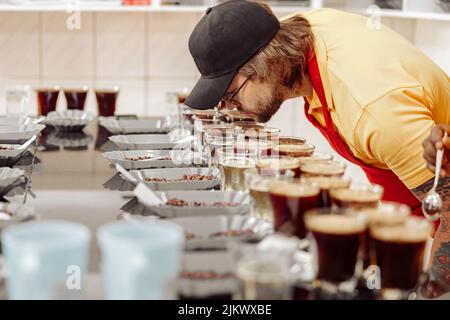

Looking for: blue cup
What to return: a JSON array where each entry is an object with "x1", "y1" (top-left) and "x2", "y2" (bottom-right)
[
  {"x1": 97, "y1": 220, "x2": 184, "y2": 300},
  {"x1": 1, "y1": 220, "x2": 91, "y2": 300}
]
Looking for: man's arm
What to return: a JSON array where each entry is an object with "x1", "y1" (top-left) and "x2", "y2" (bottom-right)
[{"x1": 412, "y1": 178, "x2": 450, "y2": 292}]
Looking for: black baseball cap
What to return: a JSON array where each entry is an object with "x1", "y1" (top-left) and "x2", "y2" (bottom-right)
[{"x1": 185, "y1": 0, "x2": 280, "y2": 110}]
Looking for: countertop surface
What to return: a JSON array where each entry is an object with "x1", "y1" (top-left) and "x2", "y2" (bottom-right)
[{"x1": 10, "y1": 122, "x2": 125, "y2": 273}]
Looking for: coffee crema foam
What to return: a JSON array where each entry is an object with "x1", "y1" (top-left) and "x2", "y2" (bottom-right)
[
  {"x1": 297, "y1": 154, "x2": 332, "y2": 165},
  {"x1": 276, "y1": 144, "x2": 314, "y2": 152},
  {"x1": 359, "y1": 204, "x2": 410, "y2": 226},
  {"x1": 331, "y1": 188, "x2": 381, "y2": 202},
  {"x1": 269, "y1": 182, "x2": 319, "y2": 197},
  {"x1": 249, "y1": 184, "x2": 270, "y2": 192},
  {"x1": 301, "y1": 162, "x2": 345, "y2": 175},
  {"x1": 302, "y1": 176, "x2": 351, "y2": 189},
  {"x1": 278, "y1": 137, "x2": 306, "y2": 145},
  {"x1": 306, "y1": 214, "x2": 366, "y2": 235},
  {"x1": 234, "y1": 140, "x2": 273, "y2": 151},
  {"x1": 370, "y1": 218, "x2": 432, "y2": 243},
  {"x1": 256, "y1": 158, "x2": 299, "y2": 169}
]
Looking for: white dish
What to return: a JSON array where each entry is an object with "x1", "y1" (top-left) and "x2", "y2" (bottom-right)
[
  {"x1": 171, "y1": 215, "x2": 273, "y2": 250},
  {"x1": 134, "y1": 188, "x2": 252, "y2": 217},
  {"x1": 44, "y1": 110, "x2": 94, "y2": 131},
  {"x1": 103, "y1": 150, "x2": 204, "y2": 170},
  {"x1": 0, "y1": 202, "x2": 35, "y2": 230},
  {"x1": 126, "y1": 167, "x2": 220, "y2": 191},
  {"x1": 109, "y1": 133, "x2": 194, "y2": 150},
  {"x1": 100, "y1": 118, "x2": 174, "y2": 134},
  {"x1": 178, "y1": 251, "x2": 238, "y2": 298},
  {"x1": 0, "y1": 124, "x2": 45, "y2": 141},
  {"x1": 0, "y1": 115, "x2": 44, "y2": 126},
  {"x1": 0, "y1": 167, "x2": 24, "y2": 188},
  {"x1": 0, "y1": 136, "x2": 36, "y2": 158}
]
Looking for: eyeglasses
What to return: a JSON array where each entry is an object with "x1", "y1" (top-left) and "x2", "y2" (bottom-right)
[{"x1": 218, "y1": 77, "x2": 249, "y2": 111}]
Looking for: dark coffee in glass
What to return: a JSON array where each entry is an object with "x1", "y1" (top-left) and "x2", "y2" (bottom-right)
[
  {"x1": 95, "y1": 87, "x2": 119, "y2": 117},
  {"x1": 36, "y1": 87, "x2": 60, "y2": 116},
  {"x1": 301, "y1": 176, "x2": 351, "y2": 208},
  {"x1": 330, "y1": 184, "x2": 383, "y2": 210},
  {"x1": 269, "y1": 181, "x2": 319, "y2": 239},
  {"x1": 370, "y1": 217, "x2": 432, "y2": 293},
  {"x1": 305, "y1": 209, "x2": 367, "y2": 288},
  {"x1": 64, "y1": 87, "x2": 88, "y2": 110}
]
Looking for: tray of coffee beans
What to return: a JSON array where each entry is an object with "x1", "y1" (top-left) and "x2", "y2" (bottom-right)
[
  {"x1": 126, "y1": 167, "x2": 221, "y2": 191},
  {"x1": 109, "y1": 133, "x2": 194, "y2": 151},
  {"x1": 133, "y1": 189, "x2": 252, "y2": 217},
  {"x1": 0, "y1": 124, "x2": 45, "y2": 144},
  {"x1": 0, "y1": 167, "x2": 25, "y2": 189},
  {"x1": 99, "y1": 118, "x2": 174, "y2": 134},
  {"x1": 103, "y1": 149, "x2": 205, "y2": 170},
  {"x1": 0, "y1": 202, "x2": 36, "y2": 232},
  {"x1": 43, "y1": 110, "x2": 94, "y2": 132},
  {"x1": 178, "y1": 252, "x2": 238, "y2": 300},
  {"x1": 170, "y1": 214, "x2": 273, "y2": 250},
  {"x1": 0, "y1": 136, "x2": 36, "y2": 167}
]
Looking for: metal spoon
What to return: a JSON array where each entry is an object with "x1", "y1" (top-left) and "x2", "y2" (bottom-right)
[
  {"x1": 214, "y1": 107, "x2": 232, "y2": 123},
  {"x1": 422, "y1": 131, "x2": 447, "y2": 221}
]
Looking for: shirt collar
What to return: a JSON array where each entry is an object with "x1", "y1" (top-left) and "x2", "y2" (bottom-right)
[{"x1": 306, "y1": 89, "x2": 322, "y2": 111}]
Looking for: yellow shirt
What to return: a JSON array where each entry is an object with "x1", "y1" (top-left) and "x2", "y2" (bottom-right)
[{"x1": 288, "y1": 9, "x2": 450, "y2": 189}]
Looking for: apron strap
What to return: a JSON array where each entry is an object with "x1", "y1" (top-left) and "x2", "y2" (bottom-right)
[{"x1": 306, "y1": 51, "x2": 333, "y2": 129}]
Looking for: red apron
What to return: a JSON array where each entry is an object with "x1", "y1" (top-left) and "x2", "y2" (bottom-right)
[{"x1": 303, "y1": 52, "x2": 437, "y2": 227}]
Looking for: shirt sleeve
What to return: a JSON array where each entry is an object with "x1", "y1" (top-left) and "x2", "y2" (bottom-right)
[{"x1": 354, "y1": 86, "x2": 435, "y2": 189}]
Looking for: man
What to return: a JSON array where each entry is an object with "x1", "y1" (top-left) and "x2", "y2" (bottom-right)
[
  {"x1": 185, "y1": 0, "x2": 450, "y2": 291},
  {"x1": 422, "y1": 127, "x2": 450, "y2": 294}
]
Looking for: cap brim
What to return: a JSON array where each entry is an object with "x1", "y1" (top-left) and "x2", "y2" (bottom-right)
[{"x1": 184, "y1": 70, "x2": 236, "y2": 110}]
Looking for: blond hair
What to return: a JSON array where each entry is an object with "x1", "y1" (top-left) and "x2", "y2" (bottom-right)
[{"x1": 239, "y1": 1, "x2": 314, "y2": 88}]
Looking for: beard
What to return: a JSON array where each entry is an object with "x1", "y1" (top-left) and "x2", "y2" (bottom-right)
[
  {"x1": 254, "y1": 82, "x2": 286, "y2": 123},
  {"x1": 255, "y1": 97, "x2": 282, "y2": 123}
]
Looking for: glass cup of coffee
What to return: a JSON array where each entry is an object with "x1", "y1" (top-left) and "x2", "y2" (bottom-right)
[
  {"x1": 278, "y1": 136, "x2": 307, "y2": 145},
  {"x1": 369, "y1": 216, "x2": 433, "y2": 299},
  {"x1": 226, "y1": 111, "x2": 256, "y2": 123},
  {"x1": 230, "y1": 241, "x2": 295, "y2": 300},
  {"x1": 300, "y1": 160, "x2": 346, "y2": 177},
  {"x1": 300, "y1": 175, "x2": 352, "y2": 208},
  {"x1": 255, "y1": 156, "x2": 301, "y2": 177},
  {"x1": 193, "y1": 116, "x2": 223, "y2": 153},
  {"x1": 244, "y1": 169, "x2": 295, "y2": 222},
  {"x1": 297, "y1": 152, "x2": 334, "y2": 165},
  {"x1": 269, "y1": 180, "x2": 320, "y2": 243},
  {"x1": 233, "y1": 122, "x2": 280, "y2": 145},
  {"x1": 35, "y1": 86, "x2": 60, "y2": 116},
  {"x1": 275, "y1": 143, "x2": 316, "y2": 158},
  {"x1": 353, "y1": 201, "x2": 411, "y2": 268},
  {"x1": 193, "y1": 109, "x2": 216, "y2": 120},
  {"x1": 233, "y1": 139, "x2": 275, "y2": 159},
  {"x1": 304, "y1": 208, "x2": 368, "y2": 294},
  {"x1": 176, "y1": 89, "x2": 189, "y2": 130},
  {"x1": 215, "y1": 146, "x2": 258, "y2": 166},
  {"x1": 95, "y1": 86, "x2": 119, "y2": 117},
  {"x1": 220, "y1": 156, "x2": 256, "y2": 192},
  {"x1": 358, "y1": 201, "x2": 411, "y2": 227},
  {"x1": 63, "y1": 86, "x2": 88, "y2": 110},
  {"x1": 330, "y1": 183, "x2": 384, "y2": 210},
  {"x1": 203, "y1": 124, "x2": 235, "y2": 163}
]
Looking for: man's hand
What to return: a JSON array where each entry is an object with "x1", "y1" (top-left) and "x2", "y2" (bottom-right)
[
  {"x1": 414, "y1": 124, "x2": 450, "y2": 294},
  {"x1": 422, "y1": 125, "x2": 450, "y2": 175}
]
